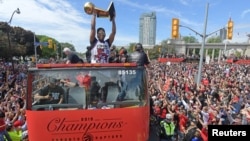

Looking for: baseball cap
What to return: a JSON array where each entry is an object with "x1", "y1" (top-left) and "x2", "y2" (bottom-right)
[
  {"x1": 13, "y1": 120, "x2": 22, "y2": 127},
  {"x1": 166, "y1": 114, "x2": 172, "y2": 120},
  {"x1": 63, "y1": 47, "x2": 71, "y2": 52}
]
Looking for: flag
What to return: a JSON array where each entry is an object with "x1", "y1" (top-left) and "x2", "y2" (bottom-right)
[{"x1": 34, "y1": 42, "x2": 48, "y2": 46}]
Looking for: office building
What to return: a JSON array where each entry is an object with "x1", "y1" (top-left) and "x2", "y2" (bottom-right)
[{"x1": 139, "y1": 12, "x2": 156, "y2": 46}]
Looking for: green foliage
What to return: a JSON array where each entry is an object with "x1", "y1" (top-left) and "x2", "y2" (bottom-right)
[
  {"x1": 0, "y1": 21, "x2": 77, "y2": 61},
  {"x1": 37, "y1": 35, "x2": 57, "y2": 59},
  {"x1": 149, "y1": 44, "x2": 162, "y2": 59},
  {"x1": 36, "y1": 36, "x2": 76, "y2": 59},
  {"x1": 0, "y1": 21, "x2": 227, "y2": 61},
  {"x1": 182, "y1": 36, "x2": 199, "y2": 43},
  {"x1": 127, "y1": 43, "x2": 137, "y2": 53},
  {"x1": 235, "y1": 50, "x2": 242, "y2": 57},
  {"x1": 60, "y1": 42, "x2": 75, "y2": 51},
  {"x1": 206, "y1": 36, "x2": 221, "y2": 43},
  {"x1": 205, "y1": 36, "x2": 221, "y2": 58}
]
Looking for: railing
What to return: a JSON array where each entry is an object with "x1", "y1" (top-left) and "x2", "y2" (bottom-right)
[
  {"x1": 158, "y1": 58, "x2": 185, "y2": 63},
  {"x1": 234, "y1": 59, "x2": 250, "y2": 64},
  {"x1": 226, "y1": 59, "x2": 250, "y2": 64}
]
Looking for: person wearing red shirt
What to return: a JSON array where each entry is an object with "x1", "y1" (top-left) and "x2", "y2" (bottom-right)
[
  {"x1": 62, "y1": 72, "x2": 92, "y2": 108},
  {"x1": 153, "y1": 100, "x2": 162, "y2": 117},
  {"x1": 0, "y1": 110, "x2": 11, "y2": 141},
  {"x1": 76, "y1": 72, "x2": 91, "y2": 89},
  {"x1": 177, "y1": 110, "x2": 188, "y2": 141},
  {"x1": 201, "y1": 125, "x2": 208, "y2": 139}
]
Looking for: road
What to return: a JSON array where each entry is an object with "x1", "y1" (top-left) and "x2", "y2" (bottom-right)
[{"x1": 149, "y1": 125, "x2": 160, "y2": 141}]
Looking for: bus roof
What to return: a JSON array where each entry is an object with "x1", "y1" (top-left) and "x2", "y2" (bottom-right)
[{"x1": 35, "y1": 63, "x2": 138, "y2": 69}]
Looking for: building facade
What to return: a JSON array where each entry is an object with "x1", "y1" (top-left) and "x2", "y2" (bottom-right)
[{"x1": 139, "y1": 12, "x2": 156, "y2": 46}]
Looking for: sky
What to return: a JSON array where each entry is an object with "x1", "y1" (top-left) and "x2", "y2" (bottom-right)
[{"x1": 0, "y1": 0, "x2": 250, "y2": 53}]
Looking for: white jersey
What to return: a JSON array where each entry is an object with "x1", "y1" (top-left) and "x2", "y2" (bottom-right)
[{"x1": 91, "y1": 39, "x2": 110, "y2": 63}]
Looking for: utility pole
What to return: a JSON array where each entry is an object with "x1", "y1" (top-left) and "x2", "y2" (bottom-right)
[
  {"x1": 7, "y1": 8, "x2": 20, "y2": 71},
  {"x1": 34, "y1": 32, "x2": 38, "y2": 65},
  {"x1": 179, "y1": 3, "x2": 228, "y2": 85},
  {"x1": 197, "y1": 3, "x2": 209, "y2": 85}
]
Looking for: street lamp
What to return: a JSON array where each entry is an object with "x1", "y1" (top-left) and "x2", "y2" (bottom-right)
[
  {"x1": 179, "y1": 4, "x2": 230, "y2": 85},
  {"x1": 196, "y1": 3, "x2": 209, "y2": 85},
  {"x1": 7, "y1": 8, "x2": 21, "y2": 70},
  {"x1": 8, "y1": 8, "x2": 21, "y2": 24}
]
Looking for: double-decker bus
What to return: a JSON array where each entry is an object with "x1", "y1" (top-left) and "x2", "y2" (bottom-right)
[{"x1": 26, "y1": 63, "x2": 149, "y2": 141}]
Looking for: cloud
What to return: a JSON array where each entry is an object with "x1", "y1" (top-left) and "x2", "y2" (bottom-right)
[
  {"x1": 0, "y1": 0, "x2": 91, "y2": 52},
  {"x1": 241, "y1": 9, "x2": 250, "y2": 18},
  {"x1": 117, "y1": 0, "x2": 181, "y2": 17},
  {"x1": 179, "y1": 0, "x2": 189, "y2": 6}
]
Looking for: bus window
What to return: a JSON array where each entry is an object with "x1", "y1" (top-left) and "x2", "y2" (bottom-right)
[
  {"x1": 28, "y1": 67, "x2": 147, "y2": 110},
  {"x1": 26, "y1": 65, "x2": 150, "y2": 141}
]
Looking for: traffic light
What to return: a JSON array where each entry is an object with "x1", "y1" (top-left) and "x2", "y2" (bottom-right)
[
  {"x1": 48, "y1": 39, "x2": 53, "y2": 48},
  {"x1": 171, "y1": 18, "x2": 179, "y2": 39},
  {"x1": 31, "y1": 56, "x2": 35, "y2": 62},
  {"x1": 40, "y1": 45, "x2": 43, "y2": 49},
  {"x1": 158, "y1": 47, "x2": 161, "y2": 53},
  {"x1": 227, "y1": 19, "x2": 233, "y2": 40},
  {"x1": 54, "y1": 43, "x2": 57, "y2": 51}
]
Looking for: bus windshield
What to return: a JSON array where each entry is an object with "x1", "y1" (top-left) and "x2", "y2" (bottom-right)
[{"x1": 28, "y1": 67, "x2": 147, "y2": 110}]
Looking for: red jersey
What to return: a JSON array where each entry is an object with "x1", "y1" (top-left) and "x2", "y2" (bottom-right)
[
  {"x1": 0, "y1": 118, "x2": 5, "y2": 131},
  {"x1": 76, "y1": 74, "x2": 91, "y2": 89}
]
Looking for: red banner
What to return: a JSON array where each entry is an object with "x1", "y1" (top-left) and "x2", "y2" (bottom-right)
[
  {"x1": 26, "y1": 107, "x2": 149, "y2": 141},
  {"x1": 158, "y1": 58, "x2": 185, "y2": 63}
]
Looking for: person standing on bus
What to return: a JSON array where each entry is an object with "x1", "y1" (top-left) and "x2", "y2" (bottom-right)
[
  {"x1": 128, "y1": 43, "x2": 150, "y2": 67},
  {"x1": 160, "y1": 114, "x2": 176, "y2": 141},
  {"x1": 85, "y1": 46, "x2": 91, "y2": 63},
  {"x1": 34, "y1": 78, "x2": 64, "y2": 105},
  {"x1": 63, "y1": 48, "x2": 83, "y2": 64},
  {"x1": 89, "y1": 9, "x2": 116, "y2": 63}
]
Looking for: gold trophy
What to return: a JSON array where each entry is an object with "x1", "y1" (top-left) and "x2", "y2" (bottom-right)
[{"x1": 84, "y1": 1, "x2": 115, "y2": 21}]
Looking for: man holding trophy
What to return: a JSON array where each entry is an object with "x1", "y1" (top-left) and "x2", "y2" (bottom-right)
[{"x1": 84, "y1": 2, "x2": 116, "y2": 63}]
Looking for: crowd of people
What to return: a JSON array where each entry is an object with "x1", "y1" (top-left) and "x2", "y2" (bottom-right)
[
  {"x1": 148, "y1": 60, "x2": 250, "y2": 141},
  {"x1": 0, "y1": 51, "x2": 250, "y2": 141},
  {"x1": 1, "y1": 7, "x2": 250, "y2": 141},
  {"x1": 0, "y1": 61, "x2": 28, "y2": 141}
]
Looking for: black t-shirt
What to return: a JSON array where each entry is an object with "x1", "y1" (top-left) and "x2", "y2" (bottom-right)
[
  {"x1": 128, "y1": 51, "x2": 150, "y2": 66},
  {"x1": 68, "y1": 53, "x2": 82, "y2": 64},
  {"x1": 0, "y1": 110, "x2": 5, "y2": 118},
  {"x1": 86, "y1": 50, "x2": 91, "y2": 63},
  {"x1": 39, "y1": 85, "x2": 64, "y2": 104}
]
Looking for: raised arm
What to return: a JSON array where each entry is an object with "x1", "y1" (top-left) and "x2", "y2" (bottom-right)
[
  {"x1": 108, "y1": 12, "x2": 116, "y2": 45},
  {"x1": 90, "y1": 12, "x2": 96, "y2": 44}
]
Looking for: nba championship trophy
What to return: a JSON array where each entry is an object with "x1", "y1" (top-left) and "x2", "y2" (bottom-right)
[{"x1": 84, "y1": 1, "x2": 115, "y2": 21}]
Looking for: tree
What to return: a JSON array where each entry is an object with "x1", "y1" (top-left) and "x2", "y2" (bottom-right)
[
  {"x1": 182, "y1": 36, "x2": 199, "y2": 55},
  {"x1": 206, "y1": 36, "x2": 221, "y2": 43},
  {"x1": 206, "y1": 36, "x2": 221, "y2": 58},
  {"x1": 60, "y1": 42, "x2": 75, "y2": 51},
  {"x1": 37, "y1": 35, "x2": 62, "y2": 59},
  {"x1": 182, "y1": 36, "x2": 199, "y2": 43},
  {"x1": 127, "y1": 43, "x2": 137, "y2": 53},
  {"x1": 161, "y1": 39, "x2": 174, "y2": 55},
  {"x1": 0, "y1": 22, "x2": 35, "y2": 61}
]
